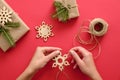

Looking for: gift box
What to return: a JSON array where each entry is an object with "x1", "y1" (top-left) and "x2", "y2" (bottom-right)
[
  {"x1": 0, "y1": 0, "x2": 30, "y2": 52},
  {"x1": 53, "y1": 0, "x2": 80, "y2": 22}
]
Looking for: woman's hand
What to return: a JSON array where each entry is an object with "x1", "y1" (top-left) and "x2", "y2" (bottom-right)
[
  {"x1": 17, "y1": 47, "x2": 61, "y2": 80},
  {"x1": 70, "y1": 46, "x2": 102, "y2": 80},
  {"x1": 28, "y1": 47, "x2": 61, "y2": 72}
]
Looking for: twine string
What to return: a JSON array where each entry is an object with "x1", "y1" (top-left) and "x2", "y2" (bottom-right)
[
  {"x1": 56, "y1": 71, "x2": 71, "y2": 80},
  {"x1": 73, "y1": 18, "x2": 108, "y2": 59}
]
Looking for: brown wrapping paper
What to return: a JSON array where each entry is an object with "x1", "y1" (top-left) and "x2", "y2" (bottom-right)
[
  {"x1": 55, "y1": 0, "x2": 79, "y2": 19},
  {"x1": 0, "y1": 0, "x2": 30, "y2": 52}
]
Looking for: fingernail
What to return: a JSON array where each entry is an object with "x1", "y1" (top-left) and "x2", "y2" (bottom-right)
[
  {"x1": 70, "y1": 50, "x2": 74, "y2": 55},
  {"x1": 56, "y1": 50, "x2": 60, "y2": 54},
  {"x1": 58, "y1": 48, "x2": 62, "y2": 50},
  {"x1": 71, "y1": 59, "x2": 74, "y2": 63},
  {"x1": 73, "y1": 66, "x2": 76, "y2": 69}
]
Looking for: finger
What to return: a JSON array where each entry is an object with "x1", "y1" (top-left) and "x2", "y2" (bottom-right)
[
  {"x1": 43, "y1": 47, "x2": 62, "y2": 52},
  {"x1": 73, "y1": 63, "x2": 77, "y2": 69},
  {"x1": 46, "y1": 50, "x2": 60, "y2": 61},
  {"x1": 35, "y1": 47, "x2": 44, "y2": 56},
  {"x1": 70, "y1": 50, "x2": 84, "y2": 66},
  {"x1": 71, "y1": 46, "x2": 91, "y2": 57},
  {"x1": 71, "y1": 59, "x2": 75, "y2": 63}
]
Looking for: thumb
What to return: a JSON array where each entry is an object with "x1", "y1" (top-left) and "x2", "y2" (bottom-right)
[
  {"x1": 46, "y1": 50, "x2": 60, "y2": 61},
  {"x1": 70, "y1": 50, "x2": 84, "y2": 67}
]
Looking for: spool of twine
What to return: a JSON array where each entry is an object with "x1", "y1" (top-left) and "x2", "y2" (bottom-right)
[
  {"x1": 74, "y1": 18, "x2": 108, "y2": 59},
  {"x1": 89, "y1": 18, "x2": 108, "y2": 36}
]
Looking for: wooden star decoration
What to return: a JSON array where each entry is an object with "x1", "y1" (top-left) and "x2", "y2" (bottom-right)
[
  {"x1": 35, "y1": 21, "x2": 54, "y2": 41},
  {"x1": 52, "y1": 52, "x2": 70, "y2": 71}
]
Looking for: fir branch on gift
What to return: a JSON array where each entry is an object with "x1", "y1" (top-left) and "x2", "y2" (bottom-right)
[
  {"x1": 52, "y1": 1, "x2": 69, "y2": 22},
  {"x1": 0, "y1": 27, "x2": 15, "y2": 47},
  {"x1": 0, "y1": 27, "x2": 2, "y2": 33},
  {"x1": 0, "y1": 22, "x2": 20, "y2": 47},
  {"x1": 5, "y1": 22, "x2": 20, "y2": 28}
]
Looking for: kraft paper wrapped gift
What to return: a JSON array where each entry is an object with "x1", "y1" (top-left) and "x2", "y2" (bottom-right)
[
  {"x1": 0, "y1": 0, "x2": 30, "y2": 52},
  {"x1": 54, "y1": 0, "x2": 79, "y2": 21}
]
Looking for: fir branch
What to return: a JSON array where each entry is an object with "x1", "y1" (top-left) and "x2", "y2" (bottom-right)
[
  {"x1": 0, "y1": 27, "x2": 2, "y2": 33},
  {"x1": 52, "y1": 8, "x2": 66, "y2": 18},
  {"x1": 1, "y1": 27, "x2": 15, "y2": 47},
  {"x1": 0, "y1": 21, "x2": 20, "y2": 47},
  {"x1": 52, "y1": 1, "x2": 69, "y2": 22},
  {"x1": 5, "y1": 22, "x2": 20, "y2": 28},
  {"x1": 54, "y1": 1, "x2": 63, "y2": 9}
]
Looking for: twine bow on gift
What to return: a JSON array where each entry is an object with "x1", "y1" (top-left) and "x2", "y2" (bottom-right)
[{"x1": 52, "y1": 0, "x2": 77, "y2": 22}]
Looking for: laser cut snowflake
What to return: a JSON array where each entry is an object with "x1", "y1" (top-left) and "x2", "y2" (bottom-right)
[
  {"x1": 35, "y1": 21, "x2": 54, "y2": 41},
  {"x1": 52, "y1": 52, "x2": 70, "y2": 71},
  {"x1": 0, "y1": 6, "x2": 12, "y2": 25}
]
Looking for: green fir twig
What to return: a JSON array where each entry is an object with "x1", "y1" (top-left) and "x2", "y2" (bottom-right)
[
  {"x1": 1, "y1": 27, "x2": 15, "y2": 47},
  {"x1": 52, "y1": 1, "x2": 69, "y2": 22},
  {"x1": 5, "y1": 22, "x2": 20, "y2": 28},
  {"x1": 0, "y1": 22, "x2": 20, "y2": 47},
  {"x1": 0, "y1": 27, "x2": 2, "y2": 33}
]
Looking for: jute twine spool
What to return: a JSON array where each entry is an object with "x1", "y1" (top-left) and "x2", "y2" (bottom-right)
[
  {"x1": 74, "y1": 18, "x2": 108, "y2": 59},
  {"x1": 89, "y1": 18, "x2": 108, "y2": 36}
]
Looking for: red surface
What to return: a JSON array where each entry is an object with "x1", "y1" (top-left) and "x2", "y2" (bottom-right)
[{"x1": 0, "y1": 0, "x2": 120, "y2": 80}]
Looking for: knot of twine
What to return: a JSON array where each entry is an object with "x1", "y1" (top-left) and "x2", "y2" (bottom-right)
[
  {"x1": 61, "y1": 0, "x2": 77, "y2": 10},
  {"x1": 52, "y1": 0, "x2": 77, "y2": 22}
]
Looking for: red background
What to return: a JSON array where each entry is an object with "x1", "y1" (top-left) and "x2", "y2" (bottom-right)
[{"x1": 0, "y1": 0, "x2": 120, "y2": 80}]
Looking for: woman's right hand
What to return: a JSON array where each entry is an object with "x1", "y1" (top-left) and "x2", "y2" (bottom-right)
[{"x1": 69, "y1": 47, "x2": 102, "y2": 80}]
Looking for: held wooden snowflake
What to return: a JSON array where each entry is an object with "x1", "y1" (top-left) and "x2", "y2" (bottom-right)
[
  {"x1": 0, "y1": 6, "x2": 12, "y2": 25},
  {"x1": 52, "y1": 52, "x2": 70, "y2": 71},
  {"x1": 35, "y1": 21, "x2": 54, "y2": 41}
]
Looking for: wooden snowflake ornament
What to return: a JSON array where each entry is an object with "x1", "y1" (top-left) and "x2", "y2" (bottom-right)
[
  {"x1": 0, "y1": 6, "x2": 12, "y2": 25},
  {"x1": 35, "y1": 21, "x2": 54, "y2": 41},
  {"x1": 52, "y1": 52, "x2": 70, "y2": 71}
]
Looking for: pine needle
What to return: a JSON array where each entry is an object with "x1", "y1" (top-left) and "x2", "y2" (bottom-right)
[
  {"x1": 1, "y1": 27, "x2": 15, "y2": 47},
  {"x1": 5, "y1": 22, "x2": 20, "y2": 28},
  {"x1": 0, "y1": 21, "x2": 20, "y2": 47},
  {"x1": 0, "y1": 27, "x2": 2, "y2": 33},
  {"x1": 52, "y1": 1, "x2": 69, "y2": 22}
]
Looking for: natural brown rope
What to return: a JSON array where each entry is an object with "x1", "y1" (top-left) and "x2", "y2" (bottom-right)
[
  {"x1": 56, "y1": 71, "x2": 71, "y2": 80},
  {"x1": 73, "y1": 18, "x2": 108, "y2": 59}
]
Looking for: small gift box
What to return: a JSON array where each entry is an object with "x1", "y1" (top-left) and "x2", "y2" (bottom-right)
[
  {"x1": 0, "y1": 0, "x2": 29, "y2": 52},
  {"x1": 52, "y1": 0, "x2": 80, "y2": 22}
]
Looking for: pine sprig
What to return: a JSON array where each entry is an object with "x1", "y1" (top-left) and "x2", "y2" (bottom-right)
[
  {"x1": 52, "y1": 1, "x2": 69, "y2": 22},
  {"x1": 0, "y1": 27, "x2": 2, "y2": 33},
  {"x1": 0, "y1": 27, "x2": 15, "y2": 46},
  {"x1": 0, "y1": 22, "x2": 20, "y2": 47},
  {"x1": 5, "y1": 22, "x2": 20, "y2": 28}
]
